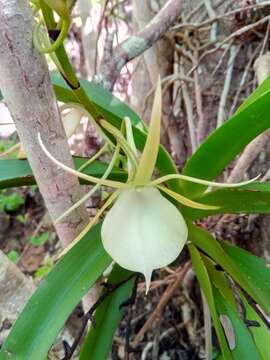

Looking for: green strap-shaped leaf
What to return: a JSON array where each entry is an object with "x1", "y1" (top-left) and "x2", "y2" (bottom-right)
[
  {"x1": 203, "y1": 255, "x2": 237, "y2": 311},
  {"x1": 188, "y1": 223, "x2": 270, "y2": 315},
  {"x1": 222, "y1": 242, "x2": 270, "y2": 317},
  {"x1": 182, "y1": 82, "x2": 270, "y2": 197},
  {"x1": 213, "y1": 288, "x2": 260, "y2": 360},
  {"x1": 182, "y1": 187, "x2": 270, "y2": 220},
  {"x1": 240, "y1": 295, "x2": 270, "y2": 360},
  {"x1": 188, "y1": 244, "x2": 232, "y2": 359},
  {"x1": 80, "y1": 266, "x2": 134, "y2": 360},
  {"x1": 237, "y1": 76, "x2": 270, "y2": 112},
  {"x1": 204, "y1": 255, "x2": 270, "y2": 359},
  {"x1": 0, "y1": 223, "x2": 111, "y2": 360},
  {"x1": 0, "y1": 158, "x2": 126, "y2": 189},
  {"x1": 50, "y1": 72, "x2": 141, "y2": 126}
]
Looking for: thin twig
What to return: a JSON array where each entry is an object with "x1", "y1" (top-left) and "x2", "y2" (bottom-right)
[
  {"x1": 180, "y1": 62, "x2": 197, "y2": 152},
  {"x1": 62, "y1": 274, "x2": 136, "y2": 360},
  {"x1": 216, "y1": 44, "x2": 239, "y2": 128},
  {"x1": 98, "y1": 0, "x2": 183, "y2": 89},
  {"x1": 131, "y1": 261, "x2": 191, "y2": 348},
  {"x1": 260, "y1": 18, "x2": 270, "y2": 56},
  {"x1": 229, "y1": 44, "x2": 261, "y2": 117},
  {"x1": 173, "y1": 2, "x2": 270, "y2": 31},
  {"x1": 94, "y1": 0, "x2": 110, "y2": 75},
  {"x1": 203, "y1": 0, "x2": 217, "y2": 42}
]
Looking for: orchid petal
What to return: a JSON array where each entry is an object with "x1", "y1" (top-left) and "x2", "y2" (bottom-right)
[
  {"x1": 78, "y1": 143, "x2": 108, "y2": 172},
  {"x1": 135, "y1": 77, "x2": 162, "y2": 185},
  {"x1": 57, "y1": 189, "x2": 120, "y2": 259},
  {"x1": 55, "y1": 143, "x2": 120, "y2": 224},
  {"x1": 61, "y1": 107, "x2": 82, "y2": 138},
  {"x1": 150, "y1": 173, "x2": 260, "y2": 188},
  {"x1": 100, "y1": 119, "x2": 138, "y2": 169},
  {"x1": 61, "y1": 103, "x2": 111, "y2": 145},
  {"x1": 158, "y1": 185, "x2": 219, "y2": 210},
  {"x1": 101, "y1": 187, "x2": 188, "y2": 293},
  {"x1": 38, "y1": 133, "x2": 127, "y2": 189}
]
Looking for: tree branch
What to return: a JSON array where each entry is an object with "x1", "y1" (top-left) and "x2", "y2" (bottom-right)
[
  {"x1": 0, "y1": 251, "x2": 35, "y2": 345},
  {"x1": 98, "y1": 0, "x2": 182, "y2": 90},
  {"x1": 0, "y1": 0, "x2": 88, "y2": 246}
]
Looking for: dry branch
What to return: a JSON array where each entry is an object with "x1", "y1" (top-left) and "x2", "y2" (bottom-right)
[
  {"x1": 98, "y1": 0, "x2": 182, "y2": 90},
  {"x1": 228, "y1": 52, "x2": 270, "y2": 183},
  {"x1": 131, "y1": 261, "x2": 191, "y2": 348}
]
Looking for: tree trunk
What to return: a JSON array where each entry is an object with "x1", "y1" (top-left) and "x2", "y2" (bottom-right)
[{"x1": 0, "y1": 0, "x2": 88, "y2": 247}]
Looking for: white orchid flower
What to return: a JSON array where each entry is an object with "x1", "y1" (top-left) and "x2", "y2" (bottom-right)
[
  {"x1": 38, "y1": 78, "x2": 259, "y2": 292},
  {"x1": 61, "y1": 106, "x2": 82, "y2": 138}
]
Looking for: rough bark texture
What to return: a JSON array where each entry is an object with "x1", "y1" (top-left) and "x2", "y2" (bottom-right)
[
  {"x1": 99, "y1": 0, "x2": 182, "y2": 90},
  {"x1": 0, "y1": 0, "x2": 88, "y2": 247},
  {"x1": 0, "y1": 251, "x2": 35, "y2": 345}
]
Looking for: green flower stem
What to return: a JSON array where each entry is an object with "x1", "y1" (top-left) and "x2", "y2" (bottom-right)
[
  {"x1": 38, "y1": 1, "x2": 100, "y2": 120},
  {"x1": 43, "y1": 0, "x2": 69, "y2": 19},
  {"x1": 73, "y1": 86, "x2": 100, "y2": 121},
  {"x1": 39, "y1": 0, "x2": 56, "y2": 28},
  {"x1": 33, "y1": 19, "x2": 70, "y2": 54}
]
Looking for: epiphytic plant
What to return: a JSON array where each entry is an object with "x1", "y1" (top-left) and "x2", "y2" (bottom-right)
[{"x1": 1, "y1": 2, "x2": 270, "y2": 360}]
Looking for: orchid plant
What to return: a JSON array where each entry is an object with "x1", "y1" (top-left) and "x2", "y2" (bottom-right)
[
  {"x1": 1, "y1": 2, "x2": 270, "y2": 359},
  {"x1": 38, "y1": 79, "x2": 256, "y2": 291}
]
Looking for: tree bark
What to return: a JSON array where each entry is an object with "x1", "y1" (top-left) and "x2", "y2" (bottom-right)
[
  {"x1": 0, "y1": 0, "x2": 88, "y2": 247},
  {"x1": 98, "y1": 0, "x2": 182, "y2": 90},
  {"x1": 0, "y1": 251, "x2": 35, "y2": 345}
]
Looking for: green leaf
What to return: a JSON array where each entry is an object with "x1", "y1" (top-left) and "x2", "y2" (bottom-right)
[
  {"x1": 240, "y1": 295, "x2": 270, "y2": 359},
  {"x1": 51, "y1": 72, "x2": 141, "y2": 126},
  {"x1": 204, "y1": 255, "x2": 270, "y2": 359},
  {"x1": 213, "y1": 288, "x2": 260, "y2": 360},
  {"x1": 7, "y1": 250, "x2": 19, "y2": 263},
  {"x1": 188, "y1": 244, "x2": 232, "y2": 359},
  {"x1": 0, "y1": 158, "x2": 126, "y2": 189},
  {"x1": 222, "y1": 242, "x2": 270, "y2": 317},
  {"x1": 182, "y1": 187, "x2": 270, "y2": 220},
  {"x1": 202, "y1": 255, "x2": 237, "y2": 311},
  {"x1": 188, "y1": 223, "x2": 270, "y2": 315},
  {"x1": 80, "y1": 265, "x2": 134, "y2": 360},
  {"x1": 0, "y1": 192, "x2": 25, "y2": 211},
  {"x1": 0, "y1": 223, "x2": 111, "y2": 360},
  {"x1": 237, "y1": 76, "x2": 270, "y2": 112},
  {"x1": 30, "y1": 232, "x2": 50, "y2": 246},
  {"x1": 182, "y1": 87, "x2": 270, "y2": 197}
]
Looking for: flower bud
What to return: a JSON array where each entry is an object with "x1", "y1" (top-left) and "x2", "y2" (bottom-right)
[{"x1": 62, "y1": 108, "x2": 82, "y2": 138}]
